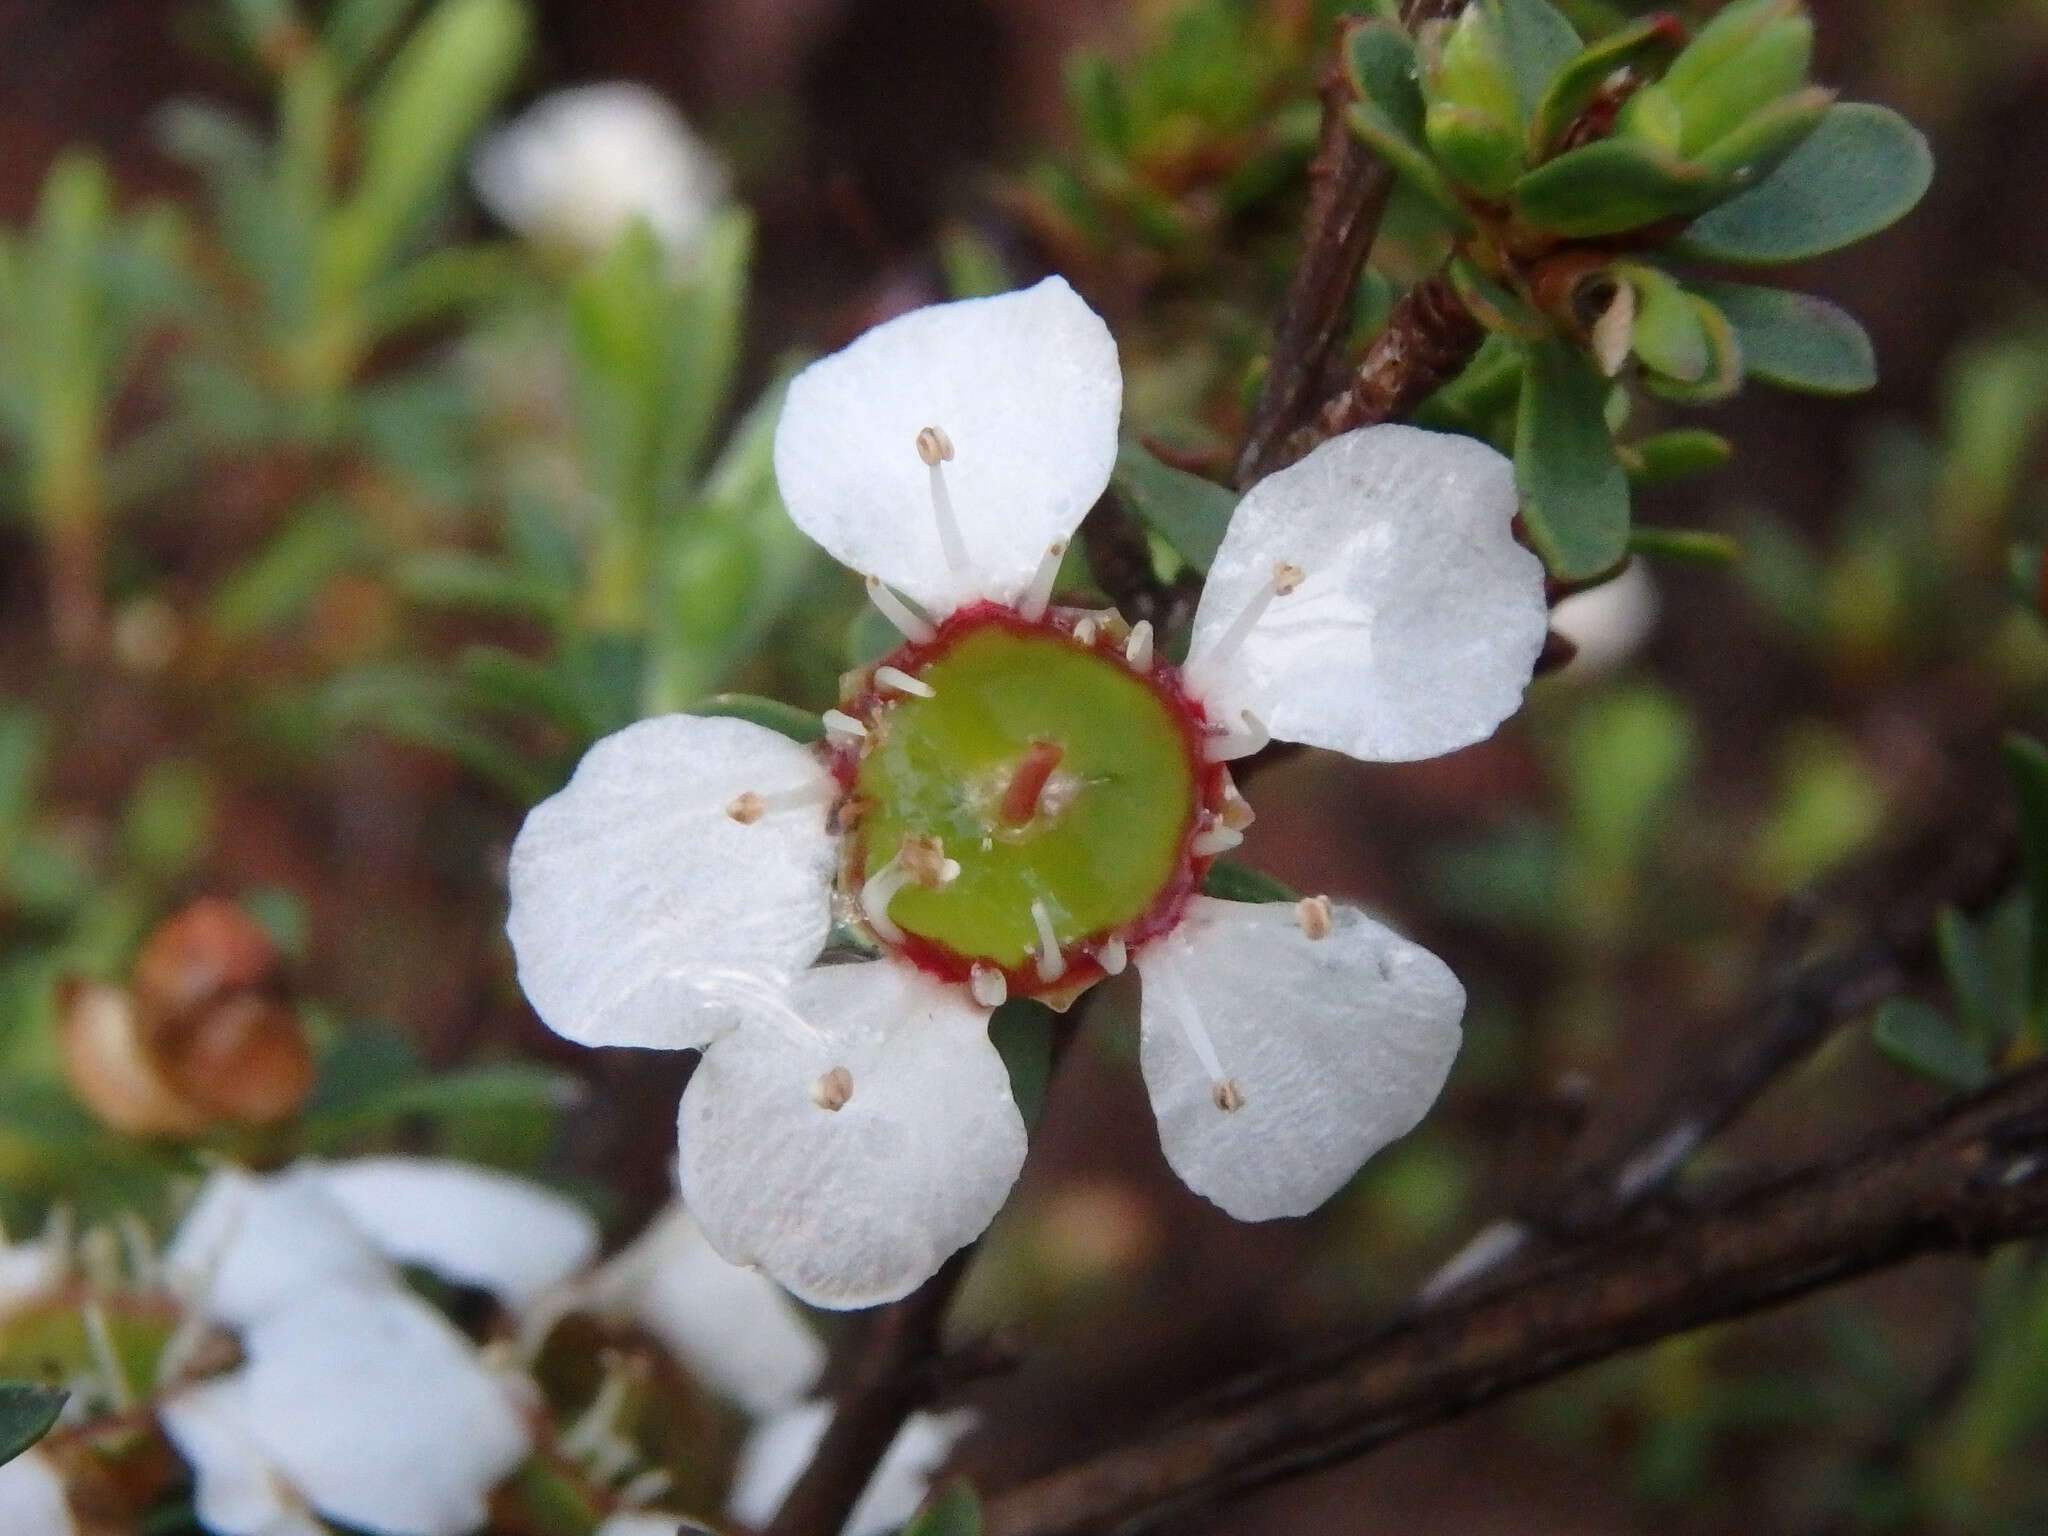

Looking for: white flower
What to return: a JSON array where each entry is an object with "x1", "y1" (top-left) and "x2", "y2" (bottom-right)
[
  {"x1": 581, "y1": 1203, "x2": 824, "y2": 1415},
  {"x1": 0, "y1": 1450, "x2": 78, "y2": 1536},
  {"x1": 727, "y1": 1402, "x2": 974, "y2": 1536},
  {"x1": 1547, "y1": 559, "x2": 1657, "y2": 677},
  {"x1": 0, "y1": 1214, "x2": 68, "y2": 1313},
  {"x1": 506, "y1": 278, "x2": 1548, "y2": 1308},
  {"x1": 161, "y1": 1281, "x2": 531, "y2": 1536},
  {"x1": 472, "y1": 83, "x2": 728, "y2": 262}
]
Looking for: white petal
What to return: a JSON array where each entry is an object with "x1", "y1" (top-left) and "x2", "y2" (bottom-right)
[
  {"x1": 241, "y1": 1282, "x2": 530, "y2": 1536},
  {"x1": 587, "y1": 1205, "x2": 823, "y2": 1413},
  {"x1": 1135, "y1": 896, "x2": 1464, "y2": 1220},
  {"x1": 771, "y1": 278, "x2": 1120, "y2": 612},
  {"x1": 165, "y1": 1166, "x2": 390, "y2": 1330},
  {"x1": 312, "y1": 1158, "x2": 599, "y2": 1313},
  {"x1": 678, "y1": 962, "x2": 1026, "y2": 1309},
  {"x1": 596, "y1": 1517, "x2": 705, "y2": 1536},
  {"x1": 728, "y1": 1402, "x2": 975, "y2": 1536},
  {"x1": 1188, "y1": 425, "x2": 1547, "y2": 763},
  {"x1": 0, "y1": 1451, "x2": 78, "y2": 1536},
  {"x1": 471, "y1": 83, "x2": 728, "y2": 260},
  {"x1": 506, "y1": 715, "x2": 836, "y2": 1051},
  {"x1": 1547, "y1": 559, "x2": 1656, "y2": 677},
  {"x1": 0, "y1": 1228, "x2": 64, "y2": 1312},
  {"x1": 159, "y1": 1377, "x2": 327, "y2": 1536}
]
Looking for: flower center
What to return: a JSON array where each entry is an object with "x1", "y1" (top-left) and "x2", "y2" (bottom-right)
[{"x1": 832, "y1": 605, "x2": 1229, "y2": 1003}]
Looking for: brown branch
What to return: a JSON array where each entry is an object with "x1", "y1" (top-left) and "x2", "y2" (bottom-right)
[
  {"x1": 983, "y1": 1061, "x2": 2048, "y2": 1536},
  {"x1": 1274, "y1": 271, "x2": 1485, "y2": 471},
  {"x1": 1233, "y1": 0, "x2": 1468, "y2": 489}
]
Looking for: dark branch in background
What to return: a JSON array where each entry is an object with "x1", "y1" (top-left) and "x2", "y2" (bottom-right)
[
  {"x1": 983, "y1": 1060, "x2": 2048, "y2": 1536},
  {"x1": 1233, "y1": 0, "x2": 1467, "y2": 490}
]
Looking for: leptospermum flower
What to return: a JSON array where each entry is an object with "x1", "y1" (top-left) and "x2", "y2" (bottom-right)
[
  {"x1": 506, "y1": 278, "x2": 1549, "y2": 1308},
  {"x1": 472, "y1": 83, "x2": 729, "y2": 264}
]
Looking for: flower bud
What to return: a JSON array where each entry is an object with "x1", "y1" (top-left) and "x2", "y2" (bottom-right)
[
  {"x1": 130, "y1": 896, "x2": 280, "y2": 1025},
  {"x1": 57, "y1": 977, "x2": 211, "y2": 1138},
  {"x1": 164, "y1": 992, "x2": 317, "y2": 1126}
]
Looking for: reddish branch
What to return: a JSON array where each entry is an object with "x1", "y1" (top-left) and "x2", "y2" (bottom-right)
[
  {"x1": 1233, "y1": 0, "x2": 1469, "y2": 489},
  {"x1": 982, "y1": 1062, "x2": 2048, "y2": 1536}
]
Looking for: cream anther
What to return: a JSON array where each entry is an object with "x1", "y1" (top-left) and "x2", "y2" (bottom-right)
[
  {"x1": 1096, "y1": 936, "x2": 1128, "y2": 976},
  {"x1": 916, "y1": 426, "x2": 971, "y2": 578},
  {"x1": 1190, "y1": 824, "x2": 1244, "y2": 857},
  {"x1": 1204, "y1": 710, "x2": 1270, "y2": 763},
  {"x1": 866, "y1": 576, "x2": 936, "y2": 643},
  {"x1": 875, "y1": 665, "x2": 935, "y2": 699},
  {"x1": 1124, "y1": 620, "x2": 1154, "y2": 670},
  {"x1": 1212, "y1": 1079, "x2": 1247, "y2": 1113},
  {"x1": 1072, "y1": 617, "x2": 1098, "y2": 646},
  {"x1": 726, "y1": 780, "x2": 835, "y2": 825},
  {"x1": 1197, "y1": 561, "x2": 1304, "y2": 673},
  {"x1": 1030, "y1": 899, "x2": 1066, "y2": 984},
  {"x1": 914, "y1": 425, "x2": 955, "y2": 465},
  {"x1": 1019, "y1": 540, "x2": 1067, "y2": 622},
  {"x1": 969, "y1": 964, "x2": 1008, "y2": 1009},
  {"x1": 821, "y1": 709, "x2": 868, "y2": 742},
  {"x1": 726, "y1": 791, "x2": 764, "y2": 825},
  {"x1": 810, "y1": 1066, "x2": 854, "y2": 1112},
  {"x1": 1216, "y1": 773, "x2": 1256, "y2": 831},
  {"x1": 899, "y1": 834, "x2": 961, "y2": 889},
  {"x1": 1295, "y1": 894, "x2": 1334, "y2": 940}
]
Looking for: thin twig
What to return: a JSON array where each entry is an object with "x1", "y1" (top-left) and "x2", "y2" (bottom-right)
[{"x1": 982, "y1": 1061, "x2": 2048, "y2": 1536}]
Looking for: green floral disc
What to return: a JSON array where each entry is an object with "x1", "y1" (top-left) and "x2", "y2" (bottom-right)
[{"x1": 853, "y1": 624, "x2": 1199, "y2": 969}]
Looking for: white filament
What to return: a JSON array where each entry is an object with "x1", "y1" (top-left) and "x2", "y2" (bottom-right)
[{"x1": 865, "y1": 577, "x2": 936, "y2": 643}]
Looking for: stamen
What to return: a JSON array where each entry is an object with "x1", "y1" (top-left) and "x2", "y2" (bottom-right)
[
  {"x1": 726, "y1": 780, "x2": 835, "y2": 825},
  {"x1": 1216, "y1": 771, "x2": 1256, "y2": 831},
  {"x1": 810, "y1": 1066, "x2": 854, "y2": 1112},
  {"x1": 1096, "y1": 936, "x2": 1128, "y2": 976},
  {"x1": 1212, "y1": 1079, "x2": 1247, "y2": 1113},
  {"x1": 1030, "y1": 899, "x2": 1066, "y2": 984},
  {"x1": 969, "y1": 964, "x2": 1008, "y2": 1008},
  {"x1": 1156, "y1": 964, "x2": 1238, "y2": 1114},
  {"x1": 866, "y1": 576, "x2": 936, "y2": 643},
  {"x1": 916, "y1": 426, "x2": 971, "y2": 579},
  {"x1": 875, "y1": 665, "x2": 936, "y2": 699},
  {"x1": 822, "y1": 709, "x2": 868, "y2": 743},
  {"x1": 1204, "y1": 710, "x2": 1270, "y2": 762},
  {"x1": 1124, "y1": 620, "x2": 1154, "y2": 670},
  {"x1": 1018, "y1": 540, "x2": 1067, "y2": 622},
  {"x1": 899, "y1": 834, "x2": 961, "y2": 888},
  {"x1": 1296, "y1": 894, "x2": 1334, "y2": 940},
  {"x1": 1196, "y1": 561, "x2": 1304, "y2": 672},
  {"x1": 1072, "y1": 616, "x2": 1098, "y2": 646},
  {"x1": 1000, "y1": 740, "x2": 1065, "y2": 826},
  {"x1": 1191, "y1": 824, "x2": 1244, "y2": 857},
  {"x1": 860, "y1": 855, "x2": 910, "y2": 944}
]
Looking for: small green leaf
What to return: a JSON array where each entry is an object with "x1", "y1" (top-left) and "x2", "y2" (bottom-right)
[
  {"x1": 210, "y1": 504, "x2": 368, "y2": 641},
  {"x1": 1512, "y1": 136, "x2": 1720, "y2": 237},
  {"x1": 1620, "y1": 432, "x2": 1734, "y2": 489},
  {"x1": 1679, "y1": 103, "x2": 1933, "y2": 265},
  {"x1": 2002, "y1": 732, "x2": 2048, "y2": 1036},
  {"x1": 1526, "y1": 14, "x2": 1684, "y2": 158},
  {"x1": 988, "y1": 1000, "x2": 1054, "y2": 1128},
  {"x1": 1626, "y1": 524, "x2": 1742, "y2": 564},
  {"x1": 903, "y1": 1482, "x2": 985, "y2": 1536},
  {"x1": 1641, "y1": 295, "x2": 1743, "y2": 403},
  {"x1": 1514, "y1": 338, "x2": 1630, "y2": 580},
  {"x1": 1686, "y1": 281, "x2": 1875, "y2": 395},
  {"x1": 395, "y1": 551, "x2": 569, "y2": 620},
  {"x1": 686, "y1": 693, "x2": 825, "y2": 745},
  {"x1": 1345, "y1": 23, "x2": 1472, "y2": 223},
  {"x1": 0, "y1": 1382, "x2": 67, "y2": 1468},
  {"x1": 1110, "y1": 438, "x2": 1235, "y2": 574},
  {"x1": 1934, "y1": 907, "x2": 2015, "y2": 1056},
  {"x1": 1621, "y1": 264, "x2": 1709, "y2": 384},
  {"x1": 1870, "y1": 998, "x2": 1991, "y2": 1091},
  {"x1": 1688, "y1": 85, "x2": 1832, "y2": 187},
  {"x1": 1201, "y1": 861, "x2": 1298, "y2": 904},
  {"x1": 1481, "y1": 0, "x2": 1582, "y2": 126}
]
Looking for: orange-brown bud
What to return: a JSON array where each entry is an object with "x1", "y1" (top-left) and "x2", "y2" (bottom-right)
[
  {"x1": 165, "y1": 992, "x2": 316, "y2": 1126},
  {"x1": 56, "y1": 978, "x2": 211, "y2": 1138},
  {"x1": 130, "y1": 897, "x2": 280, "y2": 1026}
]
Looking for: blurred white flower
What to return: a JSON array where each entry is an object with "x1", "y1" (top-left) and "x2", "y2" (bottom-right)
[
  {"x1": 472, "y1": 83, "x2": 728, "y2": 262},
  {"x1": 0, "y1": 1213, "x2": 67, "y2": 1312},
  {"x1": 0, "y1": 1450, "x2": 77, "y2": 1536},
  {"x1": 165, "y1": 1165, "x2": 389, "y2": 1330},
  {"x1": 161, "y1": 1281, "x2": 530, "y2": 1536},
  {"x1": 728, "y1": 1402, "x2": 975, "y2": 1536},
  {"x1": 581, "y1": 1204, "x2": 824, "y2": 1415},
  {"x1": 1547, "y1": 560, "x2": 1658, "y2": 678}
]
